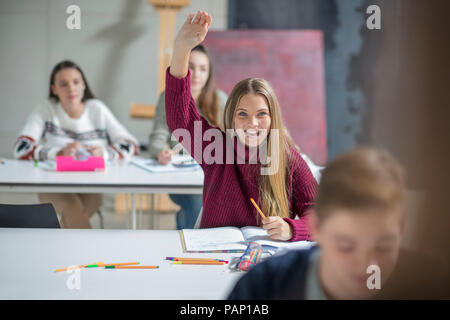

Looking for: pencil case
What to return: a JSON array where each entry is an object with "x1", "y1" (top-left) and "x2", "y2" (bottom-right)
[
  {"x1": 238, "y1": 242, "x2": 262, "y2": 271},
  {"x1": 56, "y1": 156, "x2": 105, "y2": 172}
]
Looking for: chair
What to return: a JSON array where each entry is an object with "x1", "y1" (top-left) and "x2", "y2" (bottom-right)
[
  {"x1": 193, "y1": 207, "x2": 202, "y2": 229},
  {"x1": 54, "y1": 209, "x2": 104, "y2": 229},
  {"x1": 300, "y1": 153, "x2": 325, "y2": 183},
  {"x1": 96, "y1": 210, "x2": 104, "y2": 229},
  {"x1": 0, "y1": 203, "x2": 60, "y2": 228}
]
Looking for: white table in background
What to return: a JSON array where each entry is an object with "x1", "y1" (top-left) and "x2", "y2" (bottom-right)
[
  {"x1": 0, "y1": 158, "x2": 204, "y2": 229},
  {"x1": 0, "y1": 228, "x2": 244, "y2": 299}
]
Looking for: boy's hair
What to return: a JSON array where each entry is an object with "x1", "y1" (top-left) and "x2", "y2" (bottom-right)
[{"x1": 315, "y1": 147, "x2": 406, "y2": 221}]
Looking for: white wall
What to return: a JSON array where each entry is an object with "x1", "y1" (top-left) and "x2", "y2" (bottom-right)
[{"x1": 0, "y1": 0, "x2": 228, "y2": 157}]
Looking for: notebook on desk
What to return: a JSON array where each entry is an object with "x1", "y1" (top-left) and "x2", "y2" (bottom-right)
[
  {"x1": 131, "y1": 155, "x2": 201, "y2": 173},
  {"x1": 180, "y1": 226, "x2": 314, "y2": 253}
]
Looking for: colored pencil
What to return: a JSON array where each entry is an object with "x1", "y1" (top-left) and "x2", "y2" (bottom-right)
[
  {"x1": 55, "y1": 261, "x2": 140, "y2": 272},
  {"x1": 173, "y1": 259, "x2": 228, "y2": 264},
  {"x1": 105, "y1": 265, "x2": 159, "y2": 269},
  {"x1": 85, "y1": 263, "x2": 105, "y2": 268},
  {"x1": 103, "y1": 262, "x2": 140, "y2": 267},
  {"x1": 172, "y1": 261, "x2": 226, "y2": 265},
  {"x1": 171, "y1": 143, "x2": 184, "y2": 156},
  {"x1": 55, "y1": 261, "x2": 104, "y2": 273},
  {"x1": 250, "y1": 197, "x2": 266, "y2": 219},
  {"x1": 166, "y1": 257, "x2": 228, "y2": 263}
]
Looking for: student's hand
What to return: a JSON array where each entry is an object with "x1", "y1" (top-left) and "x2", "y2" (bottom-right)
[
  {"x1": 262, "y1": 216, "x2": 293, "y2": 241},
  {"x1": 175, "y1": 11, "x2": 212, "y2": 51},
  {"x1": 57, "y1": 141, "x2": 80, "y2": 157},
  {"x1": 86, "y1": 145, "x2": 103, "y2": 157},
  {"x1": 170, "y1": 11, "x2": 212, "y2": 78},
  {"x1": 157, "y1": 149, "x2": 173, "y2": 165}
]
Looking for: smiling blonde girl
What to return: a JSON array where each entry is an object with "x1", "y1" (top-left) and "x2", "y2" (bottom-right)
[{"x1": 165, "y1": 11, "x2": 317, "y2": 241}]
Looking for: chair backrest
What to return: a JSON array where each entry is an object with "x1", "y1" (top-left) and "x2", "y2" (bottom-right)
[
  {"x1": 301, "y1": 153, "x2": 325, "y2": 183},
  {"x1": 0, "y1": 203, "x2": 60, "y2": 228},
  {"x1": 193, "y1": 207, "x2": 202, "y2": 229}
]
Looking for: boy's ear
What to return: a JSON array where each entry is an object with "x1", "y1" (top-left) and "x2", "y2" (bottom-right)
[{"x1": 308, "y1": 208, "x2": 320, "y2": 242}]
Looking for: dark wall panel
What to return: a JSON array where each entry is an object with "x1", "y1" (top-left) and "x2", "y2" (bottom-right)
[{"x1": 228, "y1": 0, "x2": 375, "y2": 161}]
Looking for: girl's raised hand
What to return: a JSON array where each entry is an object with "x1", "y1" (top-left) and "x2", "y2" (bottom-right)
[
  {"x1": 175, "y1": 11, "x2": 212, "y2": 51},
  {"x1": 170, "y1": 11, "x2": 211, "y2": 78}
]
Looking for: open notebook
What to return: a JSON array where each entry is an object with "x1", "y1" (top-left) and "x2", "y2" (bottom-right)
[
  {"x1": 180, "y1": 226, "x2": 314, "y2": 253},
  {"x1": 131, "y1": 155, "x2": 201, "y2": 173}
]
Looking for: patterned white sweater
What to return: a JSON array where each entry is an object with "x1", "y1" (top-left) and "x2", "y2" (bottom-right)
[{"x1": 14, "y1": 99, "x2": 138, "y2": 161}]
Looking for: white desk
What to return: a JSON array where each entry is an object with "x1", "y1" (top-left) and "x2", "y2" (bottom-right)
[
  {"x1": 0, "y1": 159, "x2": 204, "y2": 229},
  {"x1": 0, "y1": 228, "x2": 244, "y2": 299}
]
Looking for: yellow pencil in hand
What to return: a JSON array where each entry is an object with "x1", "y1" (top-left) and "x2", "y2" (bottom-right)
[{"x1": 250, "y1": 198, "x2": 266, "y2": 220}]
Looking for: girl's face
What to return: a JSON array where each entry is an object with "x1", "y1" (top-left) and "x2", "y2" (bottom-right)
[
  {"x1": 233, "y1": 93, "x2": 272, "y2": 148},
  {"x1": 311, "y1": 208, "x2": 404, "y2": 300},
  {"x1": 189, "y1": 50, "x2": 209, "y2": 94},
  {"x1": 51, "y1": 68, "x2": 85, "y2": 112}
]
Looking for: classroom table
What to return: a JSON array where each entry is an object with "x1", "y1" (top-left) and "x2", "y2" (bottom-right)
[
  {"x1": 0, "y1": 158, "x2": 204, "y2": 229},
  {"x1": 0, "y1": 228, "x2": 245, "y2": 299}
]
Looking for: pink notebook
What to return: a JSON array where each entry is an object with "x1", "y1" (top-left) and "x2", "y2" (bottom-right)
[{"x1": 56, "y1": 156, "x2": 105, "y2": 172}]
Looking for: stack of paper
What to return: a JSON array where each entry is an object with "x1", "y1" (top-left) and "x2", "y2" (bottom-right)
[{"x1": 131, "y1": 155, "x2": 201, "y2": 173}]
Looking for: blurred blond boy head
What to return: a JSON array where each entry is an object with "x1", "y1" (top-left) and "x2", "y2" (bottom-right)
[{"x1": 310, "y1": 147, "x2": 406, "y2": 299}]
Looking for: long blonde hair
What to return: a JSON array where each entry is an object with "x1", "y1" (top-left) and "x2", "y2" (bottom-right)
[{"x1": 223, "y1": 78, "x2": 297, "y2": 219}]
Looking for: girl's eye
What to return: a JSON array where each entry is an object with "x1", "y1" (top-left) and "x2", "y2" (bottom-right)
[
  {"x1": 339, "y1": 247, "x2": 354, "y2": 253},
  {"x1": 258, "y1": 112, "x2": 268, "y2": 117},
  {"x1": 376, "y1": 245, "x2": 393, "y2": 253},
  {"x1": 337, "y1": 243, "x2": 355, "y2": 253},
  {"x1": 237, "y1": 112, "x2": 247, "y2": 117}
]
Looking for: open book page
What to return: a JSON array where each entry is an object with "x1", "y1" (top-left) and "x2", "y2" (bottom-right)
[
  {"x1": 131, "y1": 155, "x2": 200, "y2": 173},
  {"x1": 181, "y1": 227, "x2": 248, "y2": 252},
  {"x1": 240, "y1": 226, "x2": 314, "y2": 250}
]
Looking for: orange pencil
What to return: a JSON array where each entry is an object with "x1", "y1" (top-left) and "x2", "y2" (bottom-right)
[
  {"x1": 55, "y1": 266, "x2": 82, "y2": 273},
  {"x1": 173, "y1": 259, "x2": 229, "y2": 264},
  {"x1": 173, "y1": 258, "x2": 227, "y2": 262},
  {"x1": 250, "y1": 198, "x2": 266, "y2": 220},
  {"x1": 172, "y1": 261, "x2": 225, "y2": 265},
  {"x1": 55, "y1": 261, "x2": 104, "y2": 273},
  {"x1": 103, "y1": 262, "x2": 140, "y2": 267}
]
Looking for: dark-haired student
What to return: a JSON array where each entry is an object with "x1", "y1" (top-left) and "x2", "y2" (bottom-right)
[
  {"x1": 228, "y1": 147, "x2": 410, "y2": 299},
  {"x1": 13, "y1": 60, "x2": 138, "y2": 228}
]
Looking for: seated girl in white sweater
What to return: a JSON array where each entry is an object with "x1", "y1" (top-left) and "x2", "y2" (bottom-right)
[{"x1": 13, "y1": 60, "x2": 138, "y2": 228}]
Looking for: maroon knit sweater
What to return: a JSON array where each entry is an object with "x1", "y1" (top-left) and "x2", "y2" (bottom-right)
[{"x1": 165, "y1": 68, "x2": 318, "y2": 241}]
